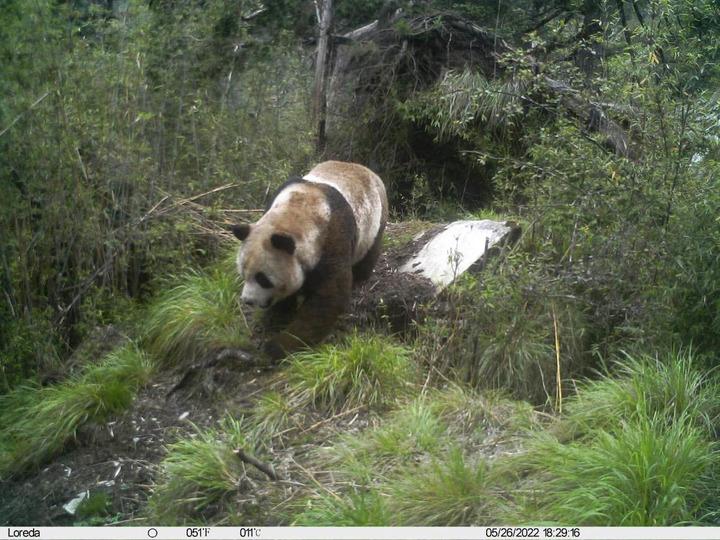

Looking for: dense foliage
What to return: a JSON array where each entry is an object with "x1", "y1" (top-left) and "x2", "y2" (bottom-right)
[
  {"x1": 0, "y1": 0, "x2": 313, "y2": 387},
  {"x1": 2, "y1": 0, "x2": 720, "y2": 528}
]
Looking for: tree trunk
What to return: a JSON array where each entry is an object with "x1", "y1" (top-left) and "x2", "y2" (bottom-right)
[{"x1": 313, "y1": 0, "x2": 333, "y2": 154}]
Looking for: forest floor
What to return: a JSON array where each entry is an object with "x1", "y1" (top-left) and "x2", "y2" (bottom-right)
[
  {"x1": 2, "y1": 220, "x2": 717, "y2": 528},
  {"x1": 0, "y1": 221, "x2": 488, "y2": 525}
]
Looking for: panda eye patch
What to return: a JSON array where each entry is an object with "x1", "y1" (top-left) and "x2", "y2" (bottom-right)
[{"x1": 255, "y1": 272, "x2": 273, "y2": 289}]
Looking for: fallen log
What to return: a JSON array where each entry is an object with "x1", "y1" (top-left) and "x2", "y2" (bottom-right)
[
  {"x1": 350, "y1": 220, "x2": 519, "y2": 332},
  {"x1": 399, "y1": 220, "x2": 517, "y2": 290}
]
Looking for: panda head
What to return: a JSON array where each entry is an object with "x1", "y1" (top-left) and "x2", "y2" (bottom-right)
[{"x1": 231, "y1": 223, "x2": 303, "y2": 309}]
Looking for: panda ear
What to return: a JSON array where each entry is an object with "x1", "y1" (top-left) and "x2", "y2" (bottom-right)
[
  {"x1": 231, "y1": 223, "x2": 251, "y2": 241},
  {"x1": 271, "y1": 233, "x2": 296, "y2": 255}
]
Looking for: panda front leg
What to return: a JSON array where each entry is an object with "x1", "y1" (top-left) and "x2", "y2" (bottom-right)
[
  {"x1": 264, "y1": 268, "x2": 352, "y2": 360},
  {"x1": 263, "y1": 293, "x2": 299, "y2": 333}
]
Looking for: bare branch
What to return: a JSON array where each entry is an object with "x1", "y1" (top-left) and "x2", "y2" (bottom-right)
[{"x1": 235, "y1": 448, "x2": 280, "y2": 481}]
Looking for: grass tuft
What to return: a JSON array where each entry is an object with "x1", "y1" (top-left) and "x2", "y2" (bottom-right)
[
  {"x1": 558, "y1": 350, "x2": 720, "y2": 440},
  {"x1": 518, "y1": 414, "x2": 716, "y2": 525},
  {"x1": 326, "y1": 398, "x2": 446, "y2": 483},
  {"x1": 498, "y1": 351, "x2": 720, "y2": 525},
  {"x1": 285, "y1": 333, "x2": 415, "y2": 412},
  {"x1": 384, "y1": 448, "x2": 500, "y2": 526},
  {"x1": 143, "y1": 261, "x2": 249, "y2": 366},
  {"x1": 148, "y1": 416, "x2": 252, "y2": 524},
  {"x1": 292, "y1": 490, "x2": 391, "y2": 526},
  {"x1": 0, "y1": 343, "x2": 154, "y2": 477},
  {"x1": 422, "y1": 383, "x2": 538, "y2": 434},
  {"x1": 250, "y1": 390, "x2": 296, "y2": 441}
]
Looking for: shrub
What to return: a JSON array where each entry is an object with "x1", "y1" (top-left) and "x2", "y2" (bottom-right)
[
  {"x1": 664, "y1": 173, "x2": 720, "y2": 361},
  {"x1": 417, "y1": 261, "x2": 587, "y2": 405},
  {"x1": 0, "y1": 310, "x2": 60, "y2": 392}
]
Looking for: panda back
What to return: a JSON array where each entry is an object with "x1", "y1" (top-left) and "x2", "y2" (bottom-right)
[{"x1": 303, "y1": 161, "x2": 387, "y2": 264}]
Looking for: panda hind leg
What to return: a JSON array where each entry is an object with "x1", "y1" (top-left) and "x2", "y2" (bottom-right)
[{"x1": 352, "y1": 227, "x2": 385, "y2": 284}]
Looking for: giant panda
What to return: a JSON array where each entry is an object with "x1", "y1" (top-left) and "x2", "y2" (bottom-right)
[{"x1": 231, "y1": 161, "x2": 388, "y2": 359}]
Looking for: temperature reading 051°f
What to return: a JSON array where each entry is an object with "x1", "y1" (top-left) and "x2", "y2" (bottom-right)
[{"x1": 186, "y1": 527, "x2": 211, "y2": 538}]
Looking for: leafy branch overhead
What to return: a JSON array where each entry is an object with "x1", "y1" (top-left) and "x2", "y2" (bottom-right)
[{"x1": 329, "y1": 10, "x2": 638, "y2": 160}]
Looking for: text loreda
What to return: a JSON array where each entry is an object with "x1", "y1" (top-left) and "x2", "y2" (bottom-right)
[{"x1": 7, "y1": 529, "x2": 40, "y2": 538}]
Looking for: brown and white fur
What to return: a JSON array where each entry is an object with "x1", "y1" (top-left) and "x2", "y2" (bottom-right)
[{"x1": 232, "y1": 161, "x2": 388, "y2": 359}]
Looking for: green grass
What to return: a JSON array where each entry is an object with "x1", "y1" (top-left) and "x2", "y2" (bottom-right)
[
  {"x1": 384, "y1": 448, "x2": 500, "y2": 526},
  {"x1": 148, "y1": 416, "x2": 252, "y2": 524},
  {"x1": 292, "y1": 489, "x2": 391, "y2": 526},
  {"x1": 298, "y1": 384, "x2": 534, "y2": 526},
  {"x1": 516, "y1": 414, "x2": 716, "y2": 525},
  {"x1": 422, "y1": 383, "x2": 538, "y2": 434},
  {"x1": 285, "y1": 333, "x2": 415, "y2": 412},
  {"x1": 417, "y1": 262, "x2": 587, "y2": 405},
  {"x1": 143, "y1": 259, "x2": 250, "y2": 366},
  {"x1": 319, "y1": 383, "x2": 536, "y2": 484},
  {"x1": 295, "y1": 351, "x2": 719, "y2": 527},
  {"x1": 326, "y1": 398, "x2": 447, "y2": 483},
  {"x1": 495, "y1": 350, "x2": 720, "y2": 525},
  {"x1": 75, "y1": 492, "x2": 112, "y2": 521},
  {"x1": 372, "y1": 399, "x2": 445, "y2": 456},
  {"x1": 381, "y1": 220, "x2": 434, "y2": 249},
  {"x1": 557, "y1": 350, "x2": 720, "y2": 441},
  {"x1": 249, "y1": 390, "x2": 296, "y2": 441},
  {"x1": 470, "y1": 208, "x2": 510, "y2": 222},
  {"x1": 0, "y1": 343, "x2": 154, "y2": 477}
]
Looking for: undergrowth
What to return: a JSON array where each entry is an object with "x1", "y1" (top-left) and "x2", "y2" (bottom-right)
[
  {"x1": 514, "y1": 415, "x2": 716, "y2": 525},
  {"x1": 323, "y1": 384, "x2": 535, "y2": 484},
  {"x1": 143, "y1": 251, "x2": 250, "y2": 366},
  {"x1": 501, "y1": 350, "x2": 720, "y2": 525},
  {"x1": 383, "y1": 448, "x2": 501, "y2": 526},
  {"x1": 417, "y1": 261, "x2": 587, "y2": 406},
  {"x1": 250, "y1": 390, "x2": 297, "y2": 441},
  {"x1": 292, "y1": 490, "x2": 391, "y2": 526},
  {"x1": 296, "y1": 448, "x2": 503, "y2": 526},
  {"x1": 284, "y1": 333, "x2": 415, "y2": 412},
  {"x1": 555, "y1": 350, "x2": 720, "y2": 441},
  {"x1": 291, "y1": 351, "x2": 720, "y2": 527},
  {"x1": 148, "y1": 416, "x2": 260, "y2": 525},
  {"x1": 0, "y1": 343, "x2": 154, "y2": 477}
]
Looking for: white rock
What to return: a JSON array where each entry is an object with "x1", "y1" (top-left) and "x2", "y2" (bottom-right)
[
  {"x1": 63, "y1": 490, "x2": 89, "y2": 515},
  {"x1": 399, "y1": 220, "x2": 514, "y2": 289}
]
